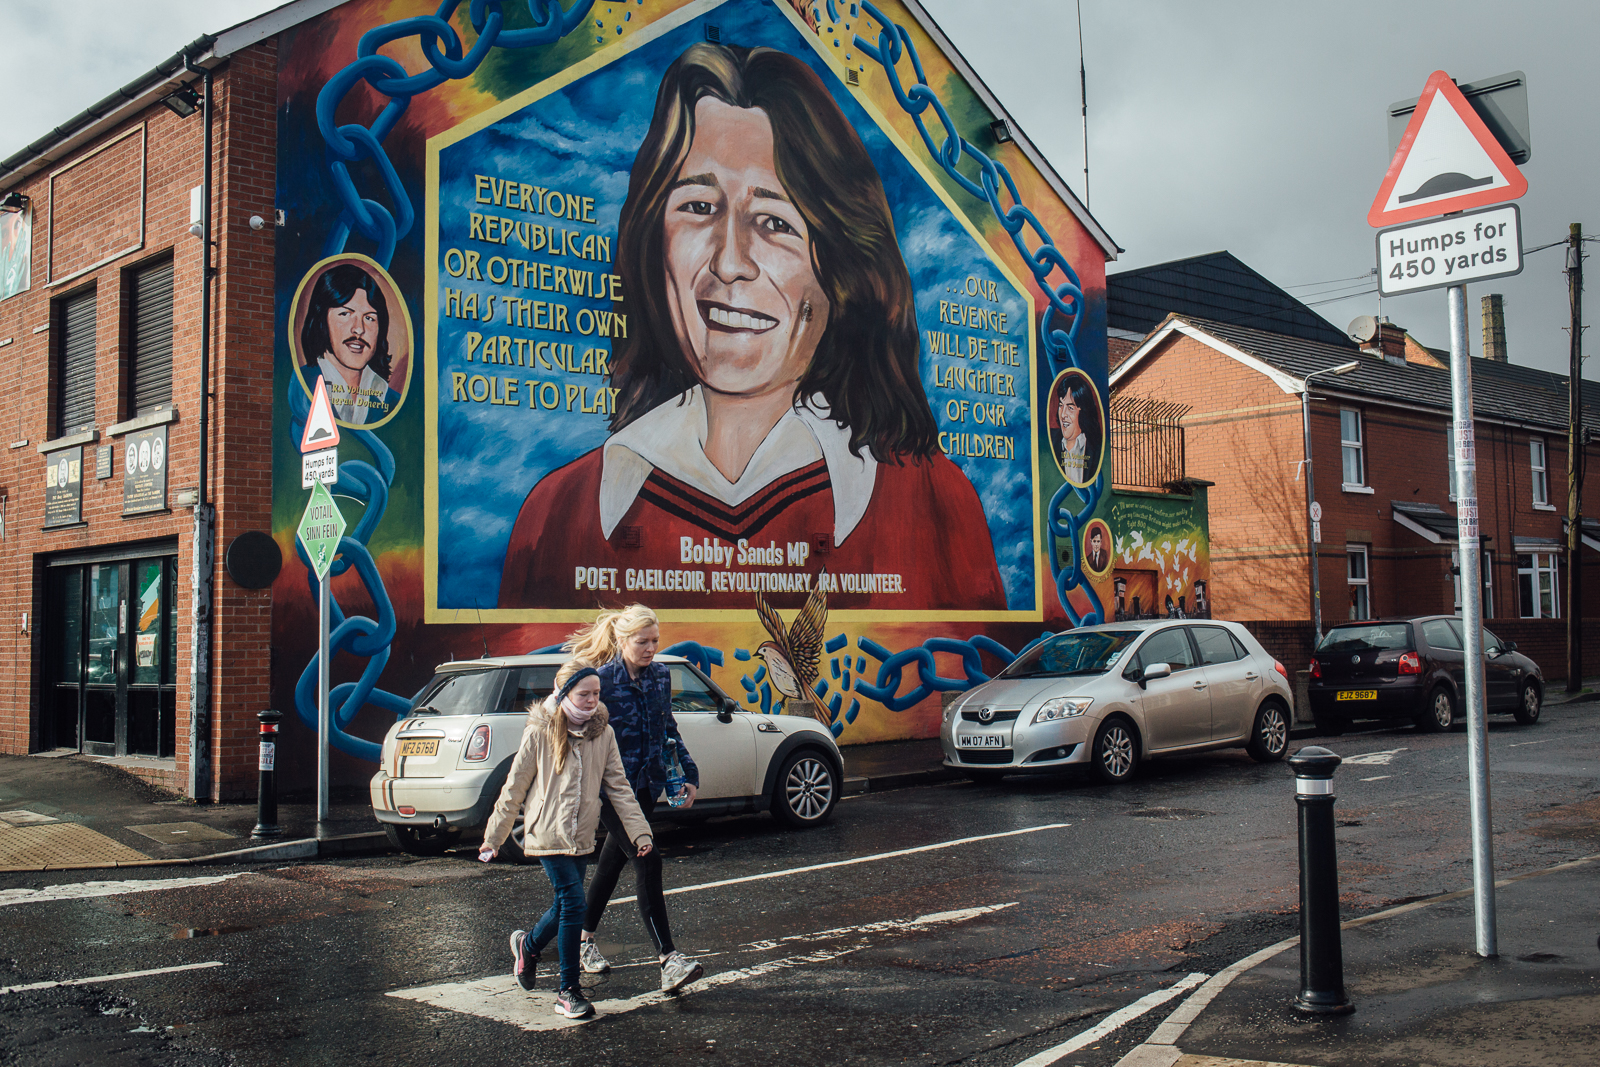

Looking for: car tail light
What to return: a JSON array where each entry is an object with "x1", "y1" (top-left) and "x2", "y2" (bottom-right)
[
  {"x1": 464, "y1": 724, "x2": 491, "y2": 761},
  {"x1": 1274, "y1": 659, "x2": 1289, "y2": 679},
  {"x1": 1398, "y1": 652, "x2": 1421, "y2": 675},
  {"x1": 1309, "y1": 659, "x2": 1321, "y2": 679}
]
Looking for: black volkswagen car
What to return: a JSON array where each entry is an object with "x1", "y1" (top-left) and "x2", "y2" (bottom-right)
[{"x1": 1307, "y1": 615, "x2": 1543, "y2": 734}]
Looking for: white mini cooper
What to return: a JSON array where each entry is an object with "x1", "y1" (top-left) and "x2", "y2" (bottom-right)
[{"x1": 370, "y1": 654, "x2": 844, "y2": 857}]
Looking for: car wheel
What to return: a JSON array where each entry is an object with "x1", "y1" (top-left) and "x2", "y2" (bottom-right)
[
  {"x1": 1090, "y1": 717, "x2": 1139, "y2": 785},
  {"x1": 496, "y1": 818, "x2": 526, "y2": 862},
  {"x1": 1514, "y1": 681, "x2": 1542, "y2": 725},
  {"x1": 1415, "y1": 686, "x2": 1454, "y2": 732},
  {"x1": 1246, "y1": 700, "x2": 1290, "y2": 762},
  {"x1": 963, "y1": 768, "x2": 1007, "y2": 784},
  {"x1": 1312, "y1": 711, "x2": 1347, "y2": 737},
  {"x1": 383, "y1": 822, "x2": 461, "y2": 857},
  {"x1": 771, "y1": 750, "x2": 838, "y2": 828}
]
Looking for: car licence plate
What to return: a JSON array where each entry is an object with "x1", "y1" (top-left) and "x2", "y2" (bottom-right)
[
  {"x1": 1336, "y1": 690, "x2": 1377, "y2": 701},
  {"x1": 397, "y1": 738, "x2": 440, "y2": 757},
  {"x1": 957, "y1": 734, "x2": 1004, "y2": 749}
]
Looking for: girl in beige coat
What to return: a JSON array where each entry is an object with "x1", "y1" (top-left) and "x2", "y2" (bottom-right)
[{"x1": 479, "y1": 664, "x2": 653, "y2": 1019}]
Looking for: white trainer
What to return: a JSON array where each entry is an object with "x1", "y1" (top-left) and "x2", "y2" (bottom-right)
[
  {"x1": 579, "y1": 939, "x2": 611, "y2": 974},
  {"x1": 659, "y1": 950, "x2": 704, "y2": 992}
]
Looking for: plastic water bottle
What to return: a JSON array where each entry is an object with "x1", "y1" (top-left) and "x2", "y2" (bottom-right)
[{"x1": 663, "y1": 738, "x2": 689, "y2": 808}]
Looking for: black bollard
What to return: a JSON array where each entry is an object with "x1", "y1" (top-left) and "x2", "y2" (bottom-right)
[
  {"x1": 1289, "y1": 745, "x2": 1353, "y2": 1015},
  {"x1": 252, "y1": 709, "x2": 283, "y2": 839}
]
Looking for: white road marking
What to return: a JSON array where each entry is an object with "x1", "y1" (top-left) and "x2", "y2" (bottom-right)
[
  {"x1": 1359, "y1": 775, "x2": 1392, "y2": 782},
  {"x1": 1342, "y1": 748, "x2": 1406, "y2": 766},
  {"x1": 0, "y1": 961, "x2": 224, "y2": 995},
  {"x1": 1011, "y1": 971, "x2": 1207, "y2": 1067},
  {"x1": 0, "y1": 873, "x2": 245, "y2": 908},
  {"x1": 388, "y1": 902, "x2": 1015, "y2": 1032},
  {"x1": 611, "y1": 823, "x2": 1070, "y2": 905},
  {"x1": 1509, "y1": 738, "x2": 1555, "y2": 747}
]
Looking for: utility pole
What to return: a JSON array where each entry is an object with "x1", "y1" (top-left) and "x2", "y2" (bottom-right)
[{"x1": 1566, "y1": 223, "x2": 1584, "y2": 694}]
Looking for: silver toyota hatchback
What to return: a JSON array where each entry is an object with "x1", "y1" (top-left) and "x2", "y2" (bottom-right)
[{"x1": 940, "y1": 620, "x2": 1294, "y2": 784}]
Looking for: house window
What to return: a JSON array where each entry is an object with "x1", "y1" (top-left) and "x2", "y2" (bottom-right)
[
  {"x1": 1340, "y1": 408, "x2": 1365, "y2": 487},
  {"x1": 1518, "y1": 552, "x2": 1559, "y2": 618},
  {"x1": 127, "y1": 257, "x2": 174, "y2": 416},
  {"x1": 1451, "y1": 549, "x2": 1493, "y2": 617},
  {"x1": 54, "y1": 287, "x2": 97, "y2": 437},
  {"x1": 1347, "y1": 544, "x2": 1371, "y2": 620},
  {"x1": 1530, "y1": 437, "x2": 1549, "y2": 507}
]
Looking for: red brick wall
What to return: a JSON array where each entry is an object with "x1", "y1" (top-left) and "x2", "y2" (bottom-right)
[{"x1": 0, "y1": 44, "x2": 278, "y2": 800}]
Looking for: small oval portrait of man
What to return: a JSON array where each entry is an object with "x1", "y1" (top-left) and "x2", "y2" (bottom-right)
[
  {"x1": 1048, "y1": 369, "x2": 1104, "y2": 488},
  {"x1": 290, "y1": 255, "x2": 412, "y2": 428},
  {"x1": 1081, "y1": 518, "x2": 1112, "y2": 578}
]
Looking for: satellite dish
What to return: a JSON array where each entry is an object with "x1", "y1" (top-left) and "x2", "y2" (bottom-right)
[{"x1": 1347, "y1": 315, "x2": 1379, "y2": 344}]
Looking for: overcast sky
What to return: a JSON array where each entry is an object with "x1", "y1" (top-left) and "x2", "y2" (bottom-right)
[{"x1": 3, "y1": 0, "x2": 1593, "y2": 377}]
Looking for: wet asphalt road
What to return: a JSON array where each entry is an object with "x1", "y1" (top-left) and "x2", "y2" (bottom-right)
[{"x1": 1, "y1": 707, "x2": 1596, "y2": 1067}]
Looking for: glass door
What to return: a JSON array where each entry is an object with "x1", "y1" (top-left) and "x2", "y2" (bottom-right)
[{"x1": 83, "y1": 562, "x2": 122, "y2": 756}]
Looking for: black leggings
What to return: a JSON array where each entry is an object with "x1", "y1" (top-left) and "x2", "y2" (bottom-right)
[{"x1": 584, "y1": 788, "x2": 674, "y2": 956}]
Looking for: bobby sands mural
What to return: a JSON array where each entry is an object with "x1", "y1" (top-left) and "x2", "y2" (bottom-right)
[{"x1": 497, "y1": 44, "x2": 1002, "y2": 611}]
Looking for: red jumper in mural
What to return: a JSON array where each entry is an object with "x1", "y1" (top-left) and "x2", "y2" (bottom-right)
[{"x1": 499, "y1": 43, "x2": 1003, "y2": 610}]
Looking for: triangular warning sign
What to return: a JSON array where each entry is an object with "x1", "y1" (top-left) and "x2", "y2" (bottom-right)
[
  {"x1": 1368, "y1": 70, "x2": 1527, "y2": 227},
  {"x1": 300, "y1": 375, "x2": 342, "y2": 454}
]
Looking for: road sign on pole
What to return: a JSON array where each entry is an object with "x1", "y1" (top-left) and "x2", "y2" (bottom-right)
[
  {"x1": 1368, "y1": 70, "x2": 1527, "y2": 228},
  {"x1": 300, "y1": 376, "x2": 342, "y2": 454},
  {"x1": 1377, "y1": 205, "x2": 1523, "y2": 297},
  {"x1": 301, "y1": 447, "x2": 339, "y2": 489},
  {"x1": 296, "y1": 479, "x2": 345, "y2": 833}
]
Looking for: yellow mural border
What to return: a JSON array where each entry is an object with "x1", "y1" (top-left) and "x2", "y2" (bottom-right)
[{"x1": 423, "y1": 0, "x2": 1040, "y2": 626}]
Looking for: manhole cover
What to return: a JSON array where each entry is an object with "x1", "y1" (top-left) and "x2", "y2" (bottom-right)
[
  {"x1": 1125, "y1": 807, "x2": 1211, "y2": 820},
  {"x1": 0, "y1": 823, "x2": 148, "y2": 869},
  {"x1": 125, "y1": 822, "x2": 237, "y2": 844}
]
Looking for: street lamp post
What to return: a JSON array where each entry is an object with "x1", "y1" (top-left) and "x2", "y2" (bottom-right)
[{"x1": 1300, "y1": 361, "x2": 1361, "y2": 641}]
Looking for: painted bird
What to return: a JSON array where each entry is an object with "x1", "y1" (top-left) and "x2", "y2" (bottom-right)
[{"x1": 753, "y1": 581, "x2": 829, "y2": 726}]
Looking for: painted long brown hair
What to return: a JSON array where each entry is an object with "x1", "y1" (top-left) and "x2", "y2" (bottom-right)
[{"x1": 609, "y1": 42, "x2": 937, "y2": 461}]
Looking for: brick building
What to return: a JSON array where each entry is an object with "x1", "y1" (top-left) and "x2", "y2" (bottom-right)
[
  {"x1": 0, "y1": 23, "x2": 281, "y2": 799},
  {"x1": 1110, "y1": 308, "x2": 1600, "y2": 681}
]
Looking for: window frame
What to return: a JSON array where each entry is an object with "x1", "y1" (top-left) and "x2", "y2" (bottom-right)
[
  {"x1": 1517, "y1": 552, "x2": 1560, "y2": 619},
  {"x1": 1340, "y1": 408, "x2": 1366, "y2": 489},
  {"x1": 1346, "y1": 543, "x2": 1371, "y2": 621},
  {"x1": 124, "y1": 254, "x2": 175, "y2": 419},
  {"x1": 1451, "y1": 548, "x2": 1493, "y2": 618},
  {"x1": 1529, "y1": 436, "x2": 1551, "y2": 508},
  {"x1": 52, "y1": 284, "x2": 98, "y2": 438}
]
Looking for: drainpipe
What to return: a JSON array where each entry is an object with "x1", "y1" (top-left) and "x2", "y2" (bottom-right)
[{"x1": 184, "y1": 55, "x2": 215, "y2": 803}]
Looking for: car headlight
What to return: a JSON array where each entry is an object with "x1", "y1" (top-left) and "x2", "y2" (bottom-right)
[{"x1": 1033, "y1": 697, "x2": 1092, "y2": 724}]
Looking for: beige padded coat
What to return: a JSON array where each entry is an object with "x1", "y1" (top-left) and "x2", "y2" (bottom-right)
[{"x1": 482, "y1": 697, "x2": 653, "y2": 857}]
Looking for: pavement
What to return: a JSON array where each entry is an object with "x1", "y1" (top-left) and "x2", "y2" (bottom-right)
[{"x1": 2, "y1": 700, "x2": 1597, "y2": 1067}]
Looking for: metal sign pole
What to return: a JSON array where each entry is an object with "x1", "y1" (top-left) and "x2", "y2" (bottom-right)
[
  {"x1": 317, "y1": 570, "x2": 331, "y2": 831},
  {"x1": 1447, "y1": 282, "x2": 1497, "y2": 957}
]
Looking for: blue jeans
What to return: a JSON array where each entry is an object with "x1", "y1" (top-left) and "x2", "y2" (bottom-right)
[{"x1": 523, "y1": 856, "x2": 588, "y2": 992}]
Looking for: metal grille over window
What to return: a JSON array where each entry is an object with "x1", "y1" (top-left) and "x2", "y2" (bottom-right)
[
  {"x1": 56, "y1": 289, "x2": 96, "y2": 436},
  {"x1": 129, "y1": 259, "x2": 173, "y2": 415},
  {"x1": 1110, "y1": 395, "x2": 1189, "y2": 490}
]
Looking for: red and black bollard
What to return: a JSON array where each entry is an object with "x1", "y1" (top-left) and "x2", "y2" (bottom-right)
[
  {"x1": 252, "y1": 709, "x2": 283, "y2": 839},
  {"x1": 1289, "y1": 745, "x2": 1353, "y2": 1015}
]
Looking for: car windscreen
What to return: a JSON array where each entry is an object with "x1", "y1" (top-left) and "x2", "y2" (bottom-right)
[
  {"x1": 1316, "y1": 624, "x2": 1411, "y2": 653},
  {"x1": 411, "y1": 668, "x2": 510, "y2": 715},
  {"x1": 1000, "y1": 630, "x2": 1141, "y2": 678}
]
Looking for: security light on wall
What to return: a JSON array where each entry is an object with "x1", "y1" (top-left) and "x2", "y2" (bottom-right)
[
  {"x1": 0, "y1": 191, "x2": 27, "y2": 214},
  {"x1": 990, "y1": 120, "x2": 1013, "y2": 144},
  {"x1": 162, "y1": 86, "x2": 203, "y2": 118}
]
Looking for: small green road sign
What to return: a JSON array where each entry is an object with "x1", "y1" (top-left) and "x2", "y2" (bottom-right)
[{"x1": 297, "y1": 480, "x2": 346, "y2": 581}]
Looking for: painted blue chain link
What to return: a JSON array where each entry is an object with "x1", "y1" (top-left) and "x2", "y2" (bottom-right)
[{"x1": 294, "y1": 1, "x2": 595, "y2": 759}]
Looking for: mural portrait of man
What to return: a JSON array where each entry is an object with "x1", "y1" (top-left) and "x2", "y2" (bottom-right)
[
  {"x1": 497, "y1": 42, "x2": 1004, "y2": 610},
  {"x1": 294, "y1": 259, "x2": 409, "y2": 426}
]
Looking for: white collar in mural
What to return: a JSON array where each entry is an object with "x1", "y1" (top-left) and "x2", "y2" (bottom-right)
[{"x1": 599, "y1": 386, "x2": 877, "y2": 545}]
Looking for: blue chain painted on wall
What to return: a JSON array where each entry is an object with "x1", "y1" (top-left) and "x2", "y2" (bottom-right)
[{"x1": 293, "y1": 1, "x2": 596, "y2": 759}]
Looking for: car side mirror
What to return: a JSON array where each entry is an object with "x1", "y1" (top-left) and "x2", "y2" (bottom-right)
[
  {"x1": 1501, "y1": 640, "x2": 1518, "y2": 654},
  {"x1": 1140, "y1": 662, "x2": 1172, "y2": 688},
  {"x1": 717, "y1": 700, "x2": 735, "y2": 724}
]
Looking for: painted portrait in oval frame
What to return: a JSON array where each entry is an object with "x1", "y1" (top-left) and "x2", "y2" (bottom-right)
[{"x1": 288, "y1": 253, "x2": 412, "y2": 430}]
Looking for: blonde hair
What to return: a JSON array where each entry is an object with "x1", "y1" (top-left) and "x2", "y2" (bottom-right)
[
  {"x1": 543, "y1": 660, "x2": 599, "y2": 774},
  {"x1": 564, "y1": 604, "x2": 660, "y2": 666}
]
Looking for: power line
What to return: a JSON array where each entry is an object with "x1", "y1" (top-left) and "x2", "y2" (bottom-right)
[{"x1": 1285, "y1": 270, "x2": 1376, "y2": 290}]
